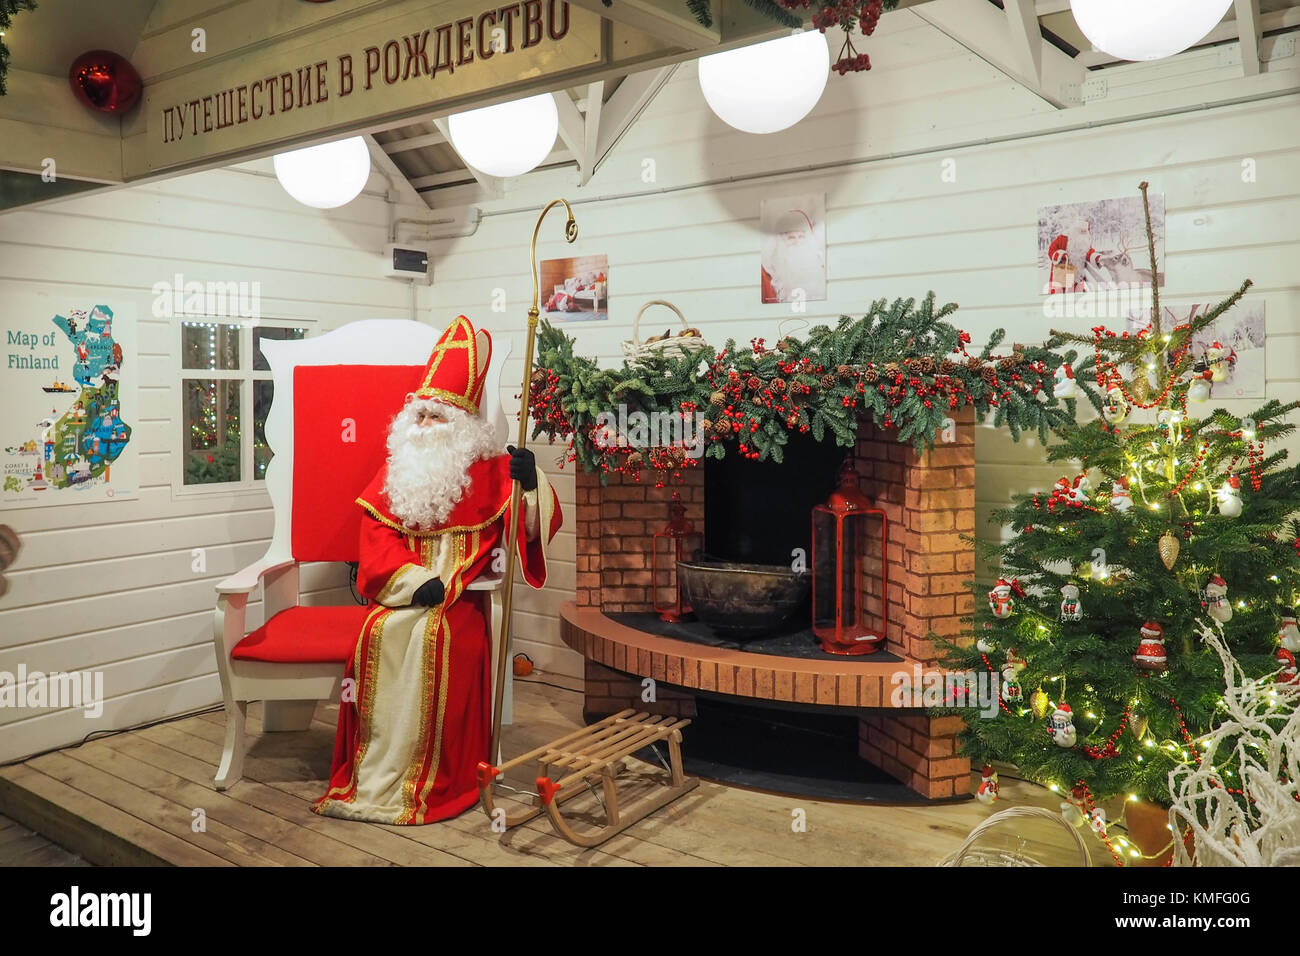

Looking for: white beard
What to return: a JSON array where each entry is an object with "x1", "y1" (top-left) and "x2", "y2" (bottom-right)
[
  {"x1": 766, "y1": 237, "x2": 824, "y2": 299},
  {"x1": 1065, "y1": 228, "x2": 1093, "y2": 269},
  {"x1": 383, "y1": 400, "x2": 501, "y2": 531}
]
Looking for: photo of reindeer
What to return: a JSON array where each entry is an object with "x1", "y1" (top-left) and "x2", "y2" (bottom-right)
[
  {"x1": 1126, "y1": 299, "x2": 1266, "y2": 399},
  {"x1": 1037, "y1": 193, "x2": 1165, "y2": 295}
]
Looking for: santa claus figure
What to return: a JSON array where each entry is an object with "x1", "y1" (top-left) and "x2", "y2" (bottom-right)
[
  {"x1": 313, "y1": 316, "x2": 562, "y2": 825},
  {"x1": 1278, "y1": 647, "x2": 1299, "y2": 686},
  {"x1": 1049, "y1": 703, "x2": 1077, "y2": 747},
  {"x1": 1111, "y1": 476, "x2": 1133, "y2": 514},
  {"x1": 1134, "y1": 621, "x2": 1167, "y2": 673},
  {"x1": 975, "y1": 765, "x2": 999, "y2": 805},
  {"x1": 761, "y1": 208, "x2": 825, "y2": 304},
  {"x1": 1046, "y1": 220, "x2": 1097, "y2": 294},
  {"x1": 1204, "y1": 575, "x2": 1232, "y2": 624},
  {"x1": 1053, "y1": 363, "x2": 1079, "y2": 399},
  {"x1": 1102, "y1": 377, "x2": 1129, "y2": 425}
]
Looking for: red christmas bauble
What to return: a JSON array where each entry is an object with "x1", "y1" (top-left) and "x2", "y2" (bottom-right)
[{"x1": 68, "y1": 50, "x2": 142, "y2": 114}]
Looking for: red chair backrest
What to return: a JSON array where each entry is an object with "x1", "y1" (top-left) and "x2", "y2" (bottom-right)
[{"x1": 290, "y1": 364, "x2": 424, "y2": 562}]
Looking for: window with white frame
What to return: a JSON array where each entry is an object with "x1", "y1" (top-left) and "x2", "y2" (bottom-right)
[{"x1": 177, "y1": 321, "x2": 309, "y2": 488}]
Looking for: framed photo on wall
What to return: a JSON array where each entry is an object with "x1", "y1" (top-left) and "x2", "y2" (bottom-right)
[{"x1": 761, "y1": 193, "x2": 826, "y2": 305}]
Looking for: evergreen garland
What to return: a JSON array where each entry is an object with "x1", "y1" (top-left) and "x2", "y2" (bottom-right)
[
  {"x1": 0, "y1": 0, "x2": 37, "y2": 97},
  {"x1": 529, "y1": 292, "x2": 1082, "y2": 483}
]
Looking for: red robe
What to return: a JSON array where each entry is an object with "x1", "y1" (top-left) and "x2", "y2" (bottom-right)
[{"x1": 313, "y1": 453, "x2": 561, "y2": 825}]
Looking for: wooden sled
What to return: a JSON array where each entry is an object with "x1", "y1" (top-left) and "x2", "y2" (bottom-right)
[{"x1": 477, "y1": 709, "x2": 698, "y2": 848}]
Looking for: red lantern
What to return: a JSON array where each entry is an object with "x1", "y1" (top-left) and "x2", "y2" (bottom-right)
[
  {"x1": 811, "y1": 460, "x2": 888, "y2": 655},
  {"x1": 652, "y1": 493, "x2": 703, "y2": 622},
  {"x1": 69, "y1": 50, "x2": 142, "y2": 114}
]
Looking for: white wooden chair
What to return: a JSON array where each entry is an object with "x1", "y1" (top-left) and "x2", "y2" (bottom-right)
[{"x1": 211, "y1": 318, "x2": 512, "y2": 790}]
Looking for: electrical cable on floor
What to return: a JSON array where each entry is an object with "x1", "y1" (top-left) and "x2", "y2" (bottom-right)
[
  {"x1": 513, "y1": 677, "x2": 582, "y2": 696},
  {"x1": 0, "y1": 703, "x2": 226, "y2": 770}
]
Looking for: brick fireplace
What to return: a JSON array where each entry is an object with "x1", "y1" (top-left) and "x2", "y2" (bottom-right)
[{"x1": 559, "y1": 409, "x2": 976, "y2": 800}]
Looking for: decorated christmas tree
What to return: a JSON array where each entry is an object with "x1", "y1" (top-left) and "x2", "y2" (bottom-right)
[{"x1": 941, "y1": 183, "x2": 1300, "y2": 863}]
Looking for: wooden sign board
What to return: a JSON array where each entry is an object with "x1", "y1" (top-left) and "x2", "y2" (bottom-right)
[{"x1": 137, "y1": 0, "x2": 603, "y2": 176}]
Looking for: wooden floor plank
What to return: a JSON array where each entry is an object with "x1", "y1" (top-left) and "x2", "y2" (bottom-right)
[
  {"x1": 25, "y1": 752, "x2": 311, "y2": 867},
  {"x1": 0, "y1": 764, "x2": 229, "y2": 867},
  {"x1": 1, "y1": 679, "x2": 1109, "y2": 867}
]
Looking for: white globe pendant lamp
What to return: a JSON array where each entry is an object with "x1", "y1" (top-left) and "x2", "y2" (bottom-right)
[
  {"x1": 1069, "y1": 0, "x2": 1234, "y2": 61},
  {"x1": 447, "y1": 93, "x2": 559, "y2": 178},
  {"x1": 698, "y1": 30, "x2": 829, "y2": 134},
  {"x1": 273, "y1": 136, "x2": 371, "y2": 209}
]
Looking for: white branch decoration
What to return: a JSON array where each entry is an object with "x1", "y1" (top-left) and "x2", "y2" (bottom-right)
[{"x1": 1167, "y1": 619, "x2": 1300, "y2": 866}]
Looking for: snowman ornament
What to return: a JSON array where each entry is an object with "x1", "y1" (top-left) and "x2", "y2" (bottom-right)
[
  {"x1": 1111, "y1": 476, "x2": 1133, "y2": 514},
  {"x1": 1002, "y1": 649, "x2": 1027, "y2": 704},
  {"x1": 988, "y1": 578, "x2": 1018, "y2": 619},
  {"x1": 1204, "y1": 575, "x2": 1232, "y2": 624},
  {"x1": 1102, "y1": 380, "x2": 1129, "y2": 425},
  {"x1": 1134, "y1": 621, "x2": 1168, "y2": 673},
  {"x1": 1278, "y1": 606, "x2": 1300, "y2": 654},
  {"x1": 1059, "y1": 584, "x2": 1083, "y2": 622},
  {"x1": 1217, "y1": 475, "x2": 1243, "y2": 518},
  {"x1": 1206, "y1": 341, "x2": 1235, "y2": 383},
  {"x1": 976, "y1": 765, "x2": 1000, "y2": 805},
  {"x1": 1088, "y1": 806, "x2": 1108, "y2": 836},
  {"x1": 1053, "y1": 363, "x2": 1079, "y2": 400},
  {"x1": 1049, "y1": 704, "x2": 1077, "y2": 748},
  {"x1": 1187, "y1": 360, "x2": 1212, "y2": 403}
]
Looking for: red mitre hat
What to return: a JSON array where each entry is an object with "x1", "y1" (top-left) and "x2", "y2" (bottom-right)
[{"x1": 414, "y1": 315, "x2": 492, "y2": 415}]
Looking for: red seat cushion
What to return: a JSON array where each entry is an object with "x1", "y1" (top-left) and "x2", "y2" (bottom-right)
[{"x1": 231, "y1": 605, "x2": 371, "y2": 664}]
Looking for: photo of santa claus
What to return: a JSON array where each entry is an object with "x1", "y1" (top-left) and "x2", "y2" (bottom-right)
[
  {"x1": 761, "y1": 193, "x2": 826, "y2": 304},
  {"x1": 1038, "y1": 193, "x2": 1165, "y2": 295}
]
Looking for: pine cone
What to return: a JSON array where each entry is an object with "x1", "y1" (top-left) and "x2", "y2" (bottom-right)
[
  {"x1": 710, "y1": 390, "x2": 726, "y2": 409},
  {"x1": 836, "y1": 364, "x2": 854, "y2": 378},
  {"x1": 530, "y1": 369, "x2": 549, "y2": 389},
  {"x1": 778, "y1": 337, "x2": 797, "y2": 352},
  {"x1": 980, "y1": 366, "x2": 998, "y2": 385},
  {"x1": 626, "y1": 451, "x2": 644, "y2": 469},
  {"x1": 915, "y1": 357, "x2": 936, "y2": 374},
  {"x1": 939, "y1": 359, "x2": 957, "y2": 374},
  {"x1": 820, "y1": 373, "x2": 838, "y2": 389},
  {"x1": 713, "y1": 419, "x2": 731, "y2": 437},
  {"x1": 771, "y1": 378, "x2": 787, "y2": 393},
  {"x1": 863, "y1": 368, "x2": 880, "y2": 383},
  {"x1": 966, "y1": 357, "x2": 983, "y2": 371},
  {"x1": 997, "y1": 356, "x2": 1017, "y2": 371},
  {"x1": 746, "y1": 375, "x2": 761, "y2": 390},
  {"x1": 884, "y1": 362, "x2": 901, "y2": 376}
]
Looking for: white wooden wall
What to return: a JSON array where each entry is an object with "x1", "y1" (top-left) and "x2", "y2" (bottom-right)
[
  {"x1": 425, "y1": 13, "x2": 1300, "y2": 682},
  {"x1": 0, "y1": 165, "x2": 430, "y2": 762},
  {"x1": 1, "y1": 9, "x2": 1296, "y2": 760}
]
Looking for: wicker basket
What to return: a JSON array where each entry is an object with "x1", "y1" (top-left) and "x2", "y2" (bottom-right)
[
  {"x1": 939, "y1": 806, "x2": 1092, "y2": 867},
  {"x1": 621, "y1": 300, "x2": 709, "y2": 363}
]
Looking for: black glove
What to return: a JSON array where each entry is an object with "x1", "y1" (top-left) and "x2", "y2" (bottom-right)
[
  {"x1": 507, "y1": 445, "x2": 538, "y2": 491},
  {"x1": 413, "y1": 577, "x2": 445, "y2": 607}
]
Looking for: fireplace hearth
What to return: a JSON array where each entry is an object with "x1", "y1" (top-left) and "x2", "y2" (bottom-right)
[{"x1": 566, "y1": 409, "x2": 977, "y2": 801}]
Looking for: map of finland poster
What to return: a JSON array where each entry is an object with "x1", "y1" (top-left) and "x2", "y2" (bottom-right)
[{"x1": 2, "y1": 289, "x2": 139, "y2": 508}]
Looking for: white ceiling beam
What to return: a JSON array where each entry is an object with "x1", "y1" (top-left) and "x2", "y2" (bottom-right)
[
  {"x1": 912, "y1": 0, "x2": 1085, "y2": 108},
  {"x1": 364, "y1": 134, "x2": 428, "y2": 208},
  {"x1": 382, "y1": 131, "x2": 447, "y2": 154},
  {"x1": 552, "y1": 90, "x2": 587, "y2": 177},
  {"x1": 410, "y1": 147, "x2": 575, "y2": 190},
  {"x1": 1004, "y1": 0, "x2": 1043, "y2": 86},
  {"x1": 1235, "y1": 0, "x2": 1262, "y2": 76},
  {"x1": 431, "y1": 117, "x2": 504, "y2": 199},
  {"x1": 1035, "y1": 0, "x2": 1072, "y2": 14},
  {"x1": 581, "y1": 80, "x2": 605, "y2": 187},
  {"x1": 594, "y1": 64, "x2": 677, "y2": 171}
]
